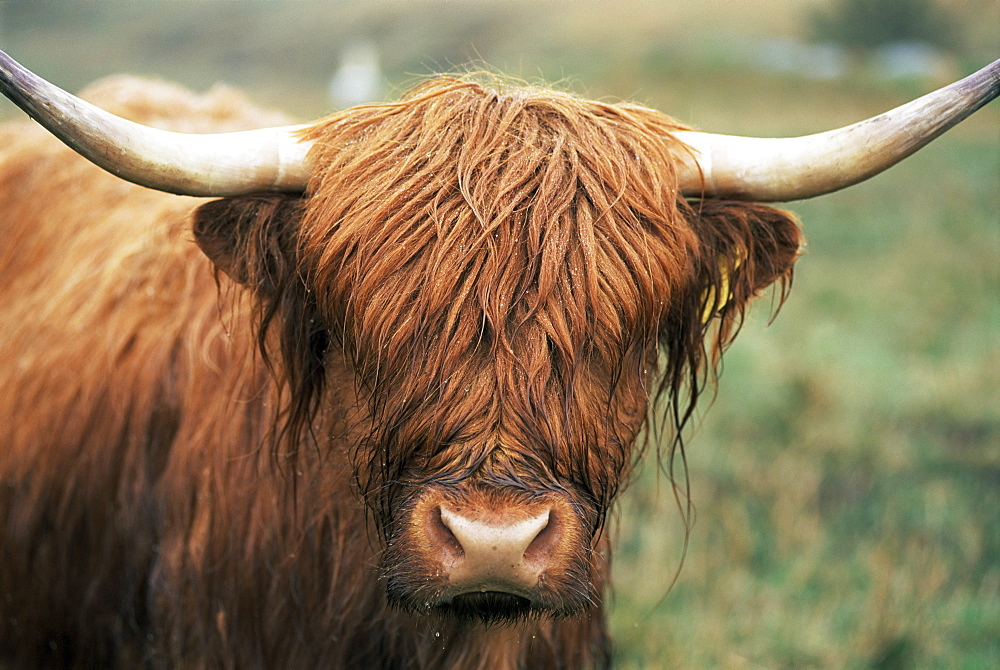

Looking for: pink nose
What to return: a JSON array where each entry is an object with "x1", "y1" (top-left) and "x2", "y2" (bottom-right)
[{"x1": 427, "y1": 503, "x2": 562, "y2": 595}]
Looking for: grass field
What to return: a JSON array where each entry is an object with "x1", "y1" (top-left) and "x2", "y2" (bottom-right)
[
  {"x1": 2, "y1": 1, "x2": 997, "y2": 667},
  {"x1": 611, "y1": 140, "x2": 999, "y2": 668}
]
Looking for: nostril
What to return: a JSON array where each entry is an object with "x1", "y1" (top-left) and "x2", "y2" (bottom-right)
[
  {"x1": 428, "y1": 505, "x2": 464, "y2": 565},
  {"x1": 523, "y1": 509, "x2": 560, "y2": 565}
]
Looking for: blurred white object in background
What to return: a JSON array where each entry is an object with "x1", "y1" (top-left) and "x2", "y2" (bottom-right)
[{"x1": 328, "y1": 40, "x2": 383, "y2": 109}]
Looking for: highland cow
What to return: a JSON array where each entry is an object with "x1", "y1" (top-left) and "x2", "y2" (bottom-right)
[{"x1": 0, "y1": 50, "x2": 996, "y2": 668}]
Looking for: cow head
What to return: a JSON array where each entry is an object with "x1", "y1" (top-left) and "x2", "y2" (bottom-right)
[
  {"x1": 189, "y1": 79, "x2": 805, "y2": 620},
  {"x1": 2, "y1": 51, "x2": 996, "y2": 622}
]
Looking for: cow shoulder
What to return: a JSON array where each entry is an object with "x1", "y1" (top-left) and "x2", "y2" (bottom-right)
[{"x1": 78, "y1": 75, "x2": 295, "y2": 132}]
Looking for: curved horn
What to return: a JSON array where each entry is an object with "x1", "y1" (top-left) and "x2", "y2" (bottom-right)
[
  {"x1": 0, "y1": 49, "x2": 312, "y2": 197},
  {"x1": 675, "y1": 59, "x2": 999, "y2": 201}
]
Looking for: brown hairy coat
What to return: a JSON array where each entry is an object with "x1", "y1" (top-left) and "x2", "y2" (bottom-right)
[{"x1": 0, "y1": 75, "x2": 801, "y2": 668}]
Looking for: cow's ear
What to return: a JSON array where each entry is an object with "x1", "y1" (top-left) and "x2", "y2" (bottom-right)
[
  {"x1": 193, "y1": 194, "x2": 305, "y2": 295},
  {"x1": 691, "y1": 201, "x2": 803, "y2": 324}
]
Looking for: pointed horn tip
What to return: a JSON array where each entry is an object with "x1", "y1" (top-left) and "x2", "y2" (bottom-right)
[
  {"x1": 0, "y1": 49, "x2": 43, "y2": 103},
  {"x1": 967, "y1": 58, "x2": 1000, "y2": 97}
]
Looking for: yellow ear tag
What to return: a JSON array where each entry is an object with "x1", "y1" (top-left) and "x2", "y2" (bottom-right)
[{"x1": 701, "y1": 254, "x2": 742, "y2": 323}]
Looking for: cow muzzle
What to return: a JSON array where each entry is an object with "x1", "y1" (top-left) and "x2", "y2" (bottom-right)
[{"x1": 384, "y1": 485, "x2": 598, "y2": 622}]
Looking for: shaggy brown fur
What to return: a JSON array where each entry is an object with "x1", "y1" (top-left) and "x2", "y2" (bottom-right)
[{"x1": 0, "y1": 74, "x2": 801, "y2": 668}]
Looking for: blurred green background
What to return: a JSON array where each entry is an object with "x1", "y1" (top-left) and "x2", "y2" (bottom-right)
[{"x1": 2, "y1": 1, "x2": 997, "y2": 667}]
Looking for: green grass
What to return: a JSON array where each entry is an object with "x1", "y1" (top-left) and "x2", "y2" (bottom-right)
[
  {"x1": 611, "y1": 138, "x2": 999, "y2": 667},
  {"x1": 2, "y1": 2, "x2": 997, "y2": 667}
]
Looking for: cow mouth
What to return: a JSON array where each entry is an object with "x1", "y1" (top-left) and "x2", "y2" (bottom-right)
[{"x1": 441, "y1": 591, "x2": 533, "y2": 623}]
